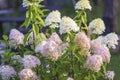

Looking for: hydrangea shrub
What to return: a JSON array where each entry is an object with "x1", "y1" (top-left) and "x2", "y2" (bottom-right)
[{"x1": 0, "y1": 0, "x2": 118, "y2": 80}]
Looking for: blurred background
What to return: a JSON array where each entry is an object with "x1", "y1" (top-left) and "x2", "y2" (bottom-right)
[{"x1": 0, "y1": 0, "x2": 120, "y2": 80}]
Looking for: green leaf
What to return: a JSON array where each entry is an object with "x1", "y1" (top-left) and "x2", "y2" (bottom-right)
[
  {"x1": 38, "y1": 9, "x2": 44, "y2": 16},
  {"x1": 2, "y1": 35, "x2": 8, "y2": 41},
  {"x1": 24, "y1": 33, "x2": 30, "y2": 45},
  {"x1": 22, "y1": 18, "x2": 31, "y2": 28},
  {"x1": 37, "y1": 16, "x2": 45, "y2": 27},
  {"x1": 92, "y1": 74, "x2": 96, "y2": 80}
]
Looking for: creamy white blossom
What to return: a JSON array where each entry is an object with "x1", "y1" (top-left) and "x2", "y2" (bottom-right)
[
  {"x1": 45, "y1": 10, "x2": 61, "y2": 28},
  {"x1": 103, "y1": 33, "x2": 119, "y2": 49},
  {"x1": 9, "y1": 29, "x2": 24, "y2": 47},
  {"x1": 67, "y1": 77, "x2": 74, "y2": 80},
  {"x1": 88, "y1": 18, "x2": 105, "y2": 34},
  {"x1": 41, "y1": 40, "x2": 62, "y2": 61},
  {"x1": 21, "y1": 55, "x2": 41, "y2": 68},
  {"x1": 59, "y1": 16, "x2": 79, "y2": 34},
  {"x1": 0, "y1": 65, "x2": 16, "y2": 80},
  {"x1": 19, "y1": 69, "x2": 38, "y2": 80},
  {"x1": 84, "y1": 55, "x2": 103, "y2": 72},
  {"x1": 94, "y1": 45, "x2": 111, "y2": 63},
  {"x1": 22, "y1": 0, "x2": 42, "y2": 7},
  {"x1": 75, "y1": 0, "x2": 91, "y2": 10},
  {"x1": 105, "y1": 71, "x2": 115, "y2": 80}
]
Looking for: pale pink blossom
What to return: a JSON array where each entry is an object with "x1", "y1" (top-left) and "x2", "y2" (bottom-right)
[
  {"x1": 49, "y1": 32, "x2": 62, "y2": 45},
  {"x1": 84, "y1": 55, "x2": 103, "y2": 72},
  {"x1": 74, "y1": 32, "x2": 90, "y2": 50},
  {"x1": 21, "y1": 55, "x2": 41, "y2": 68},
  {"x1": 41, "y1": 40, "x2": 62, "y2": 61},
  {"x1": 91, "y1": 36, "x2": 103, "y2": 49},
  {"x1": 94, "y1": 45, "x2": 111, "y2": 63},
  {"x1": 9, "y1": 29, "x2": 24, "y2": 47},
  {"x1": 35, "y1": 41, "x2": 47, "y2": 53},
  {"x1": 19, "y1": 69, "x2": 38, "y2": 80}
]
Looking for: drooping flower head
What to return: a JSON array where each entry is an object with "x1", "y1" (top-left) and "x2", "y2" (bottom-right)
[
  {"x1": 21, "y1": 55, "x2": 41, "y2": 68},
  {"x1": 9, "y1": 29, "x2": 24, "y2": 47},
  {"x1": 103, "y1": 33, "x2": 119, "y2": 49},
  {"x1": 0, "y1": 65, "x2": 16, "y2": 80},
  {"x1": 45, "y1": 10, "x2": 61, "y2": 28},
  {"x1": 88, "y1": 18, "x2": 105, "y2": 34},
  {"x1": 84, "y1": 55, "x2": 103, "y2": 72},
  {"x1": 40, "y1": 40, "x2": 62, "y2": 61},
  {"x1": 59, "y1": 16, "x2": 79, "y2": 34},
  {"x1": 104, "y1": 71, "x2": 115, "y2": 80},
  {"x1": 19, "y1": 69, "x2": 38, "y2": 80},
  {"x1": 75, "y1": 0, "x2": 92, "y2": 10},
  {"x1": 93, "y1": 45, "x2": 111, "y2": 63}
]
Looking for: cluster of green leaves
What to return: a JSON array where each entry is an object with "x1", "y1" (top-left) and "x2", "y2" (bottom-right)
[
  {"x1": 22, "y1": 0, "x2": 48, "y2": 45},
  {"x1": 74, "y1": 10, "x2": 88, "y2": 31}
]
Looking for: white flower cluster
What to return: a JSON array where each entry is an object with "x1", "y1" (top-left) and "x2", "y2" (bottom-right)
[
  {"x1": 59, "y1": 16, "x2": 79, "y2": 34},
  {"x1": 21, "y1": 55, "x2": 41, "y2": 68},
  {"x1": 45, "y1": 11, "x2": 79, "y2": 34},
  {"x1": 103, "y1": 33, "x2": 119, "y2": 49},
  {"x1": 9, "y1": 29, "x2": 24, "y2": 47},
  {"x1": 91, "y1": 33, "x2": 119, "y2": 49},
  {"x1": 0, "y1": 65, "x2": 16, "y2": 80},
  {"x1": 45, "y1": 10, "x2": 61, "y2": 28},
  {"x1": 105, "y1": 71, "x2": 115, "y2": 80},
  {"x1": 22, "y1": 0, "x2": 42, "y2": 7},
  {"x1": 19, "y1": 69, "x2": 38, "y2": 80},
  {"x1": 88, "y1": 18, "x2": 105, "y2": 34},
  {"x1": 75, "y1": 0, "x2": 92, "y2": 10},
  {"x1": 84, "y1": 55, "x2": 103, "y2": 72},
  {"x1": 67, "y1": 77, "x2": 74, "y2": 80}
]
